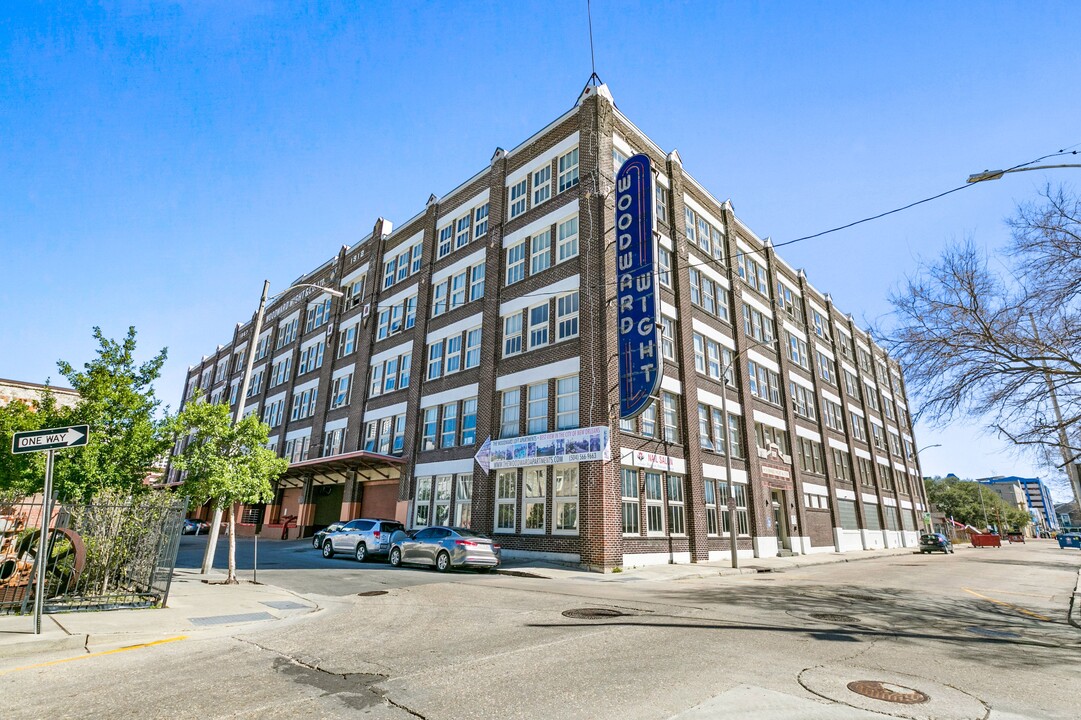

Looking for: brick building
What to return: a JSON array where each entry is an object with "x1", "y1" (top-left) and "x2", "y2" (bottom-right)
[{"x1": 171, "y1": 83, "x2": 929, "y2": 569}]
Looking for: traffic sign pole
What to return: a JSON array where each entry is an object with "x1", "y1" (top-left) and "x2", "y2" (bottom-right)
[{"x1": 33, "y1": 449, "x2": 55, "y2": 635}]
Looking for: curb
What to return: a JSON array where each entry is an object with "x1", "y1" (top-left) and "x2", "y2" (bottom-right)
[{"x1": 1, "y1": 632, "x2": 88, "y2": 662}]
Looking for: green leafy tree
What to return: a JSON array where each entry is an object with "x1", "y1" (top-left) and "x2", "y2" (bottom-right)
[
  {"x1": 0, "y1": 386, "x2": 65, "y2": 496},
  {"x1": 168, "y1": 396, "x2": 286, "y2": 583},
  {"x1": 54, "y1": 327, "x2": 170, "y2": 499},
  {"x1": 925, "y1": 476, "x2": 1031, "y2": 532}
]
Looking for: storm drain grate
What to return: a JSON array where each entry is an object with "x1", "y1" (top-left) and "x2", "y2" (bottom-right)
[
  {"x1": 847, "y1": 680, "x2": 929, "y2": 704},
  {"x1": 357, "y1": 590, "x2": 389, "y2": 597},
  {"x1": 809, "y1": 613, "x2": 860, "y2": 624},
  {"x1": 189, "y1": 612, "x2": 275, "y2": 626},
  {"x1": 562, "y1": 608, "x2": 626, "y2": 619},
  {"x1": 261, "y1": 600, "x2": 308, "y2": 610}
]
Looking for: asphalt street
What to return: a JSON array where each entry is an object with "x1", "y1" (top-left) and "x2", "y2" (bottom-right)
[{"x1": 4, "y1": 541, "x2": 1080, "y2": 719}]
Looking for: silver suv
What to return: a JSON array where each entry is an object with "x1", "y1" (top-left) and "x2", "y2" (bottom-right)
[{"x1": 322, "y1": 518, "x2": 406, "y2": 562}]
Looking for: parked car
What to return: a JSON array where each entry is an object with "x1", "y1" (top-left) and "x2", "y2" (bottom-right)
[
  {"x1": 182, "y1": 518, "x2": 210, "y2": 535},
  {"x1": 919, "y1": 532, "x2": 954, "y2": 554},
  {"x1": 322, "y1": 518, "x2": 406, "y2": 562},
  {"x1": 312, "y1": 522, "x2": 345, "y2": 549},
  {"x1": 388, "y1": 526, "x2": 501, "y2": 572}
]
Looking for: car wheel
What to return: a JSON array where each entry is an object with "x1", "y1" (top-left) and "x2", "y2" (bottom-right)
[
  {"x1": 436, "y1": 551, "x2": 451, "y2": 573},
  {"x1": 312, "y1": 536, "x2": 321, "y2": 548},
  {"x1": 355, "y1": 543, "x2": 367, "y2": 563},
  {"x1": 389, "y1": 547, "x2": 402, "y2": 567},
  {"x1": 322, "y1": 540, "x2": 335, "y2": 559}
]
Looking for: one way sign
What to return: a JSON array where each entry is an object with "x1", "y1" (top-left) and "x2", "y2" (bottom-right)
[{"x1": 11, "y1": 425, "x2": 90, "y2": 454}]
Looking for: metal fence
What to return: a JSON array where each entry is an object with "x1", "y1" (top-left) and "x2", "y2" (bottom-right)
[{"x1": 0, "y1": 494, "x2": 187, "y2": 615}]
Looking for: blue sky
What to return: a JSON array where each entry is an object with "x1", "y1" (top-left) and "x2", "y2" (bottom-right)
[{"x1": 2, "y1": 2, "x2": 1079, "y2": 498}]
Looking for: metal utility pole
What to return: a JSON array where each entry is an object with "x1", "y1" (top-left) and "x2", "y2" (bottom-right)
[
  {"x1": 977, "y1": 482, "x2": 990, "y2": 531},
  {"x1": 201, "y1": 280, "x2": 271, "y2": 574}
]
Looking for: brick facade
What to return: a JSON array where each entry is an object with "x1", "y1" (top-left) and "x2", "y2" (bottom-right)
[{"x1": 171, "y1": 83, "x2": 929, "y2": 569}]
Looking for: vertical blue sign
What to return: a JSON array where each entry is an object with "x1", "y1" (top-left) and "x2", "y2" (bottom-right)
[{"x1": 616, "y1": 154, "x2": 661, "y2": 419}]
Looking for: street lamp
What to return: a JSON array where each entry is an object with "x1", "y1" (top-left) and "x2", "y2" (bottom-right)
[
  {"x1": 967, "y1": 163, "x2": 1081, "y2": 184},
  {"x1": 199, "y1": 280, "x2": 345, "y2": 574}
]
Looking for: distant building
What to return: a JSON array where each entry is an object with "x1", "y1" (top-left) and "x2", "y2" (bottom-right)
[
  {"x1": 1056, "y1": 500, "x2": 1080, "y2": 529},
  {"x1": 0, "y1": 378, "x2": 79, "y2": 410},
  {"x1": 977, "y1": 476, "x2": 1059, "y2": 535}
]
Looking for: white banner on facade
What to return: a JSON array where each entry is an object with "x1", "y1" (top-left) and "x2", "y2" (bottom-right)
[{"x1": 489, "y1": 426, "x2": 611, "y2": 469}]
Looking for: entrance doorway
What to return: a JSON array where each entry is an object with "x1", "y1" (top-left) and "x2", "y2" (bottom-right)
[{"x1": 771, "y1": 489, "x2": 790, "y2": 553}]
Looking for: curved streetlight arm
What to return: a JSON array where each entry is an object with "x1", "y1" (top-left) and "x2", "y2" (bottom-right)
[{"x1": 967, "y1": 164, "x2": 1081, "y2": 183}]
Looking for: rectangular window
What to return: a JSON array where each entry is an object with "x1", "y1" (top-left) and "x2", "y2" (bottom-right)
[
  {"x1": 474, "y1": 203, "x2": 489, "y2": 239},
  {"x1": 621, "y1": 468, "x2": 640, "y2": 534},
  {"x1": 331, "y1": 373, "x2": 352, "y2": 409},
  {"x1": 337, "y1": 324, "x2": 357, "y2": 358},
  {"x1": 790, "y1": 382, "x2": 817, "y2": 420},
  {"x1": 823, "y1": 400, "x2": 845, "y2": 432},
  {"x1": 496, "y1": 471, "x2": 517, "y2": 532},
  {"x1": 437, "y1": 224, "x2": 453, "y2": 258},
  {"x1": 500, "y1": 388, "x2": 520, "y2": 439},
  {"x1": 704, "y1": 480, "x2": 718, "y2": 535},
  {"x1": 399, "y1": 353, "x2": 411, "y2": 389},
  {"x1": 532, "y1": 165, "x2": 551, "y2": 206},
  {"x1": 658, "y1": 246, "x2": 672, "y2": 288},
  {"x1": 455, "y1": 474, "x2": 473, "y2": 527},
  {"x1": 421, "y1": 407, "x2": 438, "y2": 451},
  {"x1": 851, "y1": 412, "x2": 867, "y2": 441},
  {"x1": 506, "y1": 242, "x2": 526, "y2": 285},
  {"x1": 557, "y1": 291, "x2": 579, "y2": 340},
  {"x1": 450, "y1": 271, "x2": 467, "y2": 310},
  {"x1": 527, "y1": 382, "x2": 549, "y2": 435},
  {"x1": 464, "y1": 327, "x2": 482, "y2": 368},
  {"x1": 787, "y1": 333, "x2": 809, "y2": 369},
  {"x1": 528, "y1": 303, "x2": 549, "y2": 349},
  {"x1": 427, "y1": 341, "x2": 443, "y2": 380},
  {"x1": 556, "y1": 375, "x2": 579, "y2": 430},
  {"x1": 441, "y1": 402, "x2": 458, "y2": 448},
  {"x1": 871, "y1": 423, "x2": 886, "y2": 450},
  {"x1": 323, "y1": 426, "x2": 346, "y2": 457},
  {"x1": 843, "y1": 370, "x2": 861, "y2": 400},
  {"x1": 817, "y1": 351, "x2": 835, "y2": 385},
  {"x1": 557, "y1": 216, "x2": 579, "y2": 262},
  {"x1": 640, "y1": 401, "x2": 657, "y2": 438},
  {"x1": 557, "y1": 147, "x2": 579, "y2": 193},
  {"x1": 693, "y1": 334, "x2": 706, "y2": 374},
  {"x1": 503, "y1": 313, "x2": 523, "y2": 356},
  {"x1": 469, "y1": 263, "x2": 485, "y2": 302},
  {"x1": 798, "y1": 438, "x2": 825, "y2": 474},
  {"x1": 432, "y1": 280, "x2": 448, "y2": 317},
  {"x1": 523, "y1": 467, "x2": 546, "y2": 532},
  {"x1": 655, "y1": 185, "x2": 668, "y2": 224},
  {"x1": 455, "y1": 214, "x2": 471, "y2": 250},
  {"x1": 747, "y1": 361, "x2": 781, "y2": 405},
  {"x1": 461, "y1": 398, "x2": 478, "y2": 446},
  {"x1": 384, "y1": 357, "x2": 398, "y2": 394},
  {"x1": 262, "y1": 398, "x2": 284, "y2": 428},
  {"x1": 530, "y1": 230, "x2": 552, "y2": 275},
  {"x1": 666, "y1": 475, "x2": 685, "y2": 535},
  {"x1": 414, "y1": 477, "x2": 432, "y2": 527},
  {"x1": 445, "y1": 334, "x2": 463, "y2": 375},
  {"x1": 662, "y1": 392, "x2": 680, "y2": 442},
  {"x1": 833, "y1": 449, "x2": 852, "y2": 481},
  {"x1": 554, "y1": 465, "x2": 578, "y2": 532},
  {"x1": 698, "y1": 404, "x2": 713, "y2": 451},
  {"x1": 660, "y1": 316, "x2": 676, "y2": 362},
  {"x1": 644, "y1": 472, "x2": 664, "y2": 534},
  {"x1": 509, "y1": 178, "x2": 528, "y2": 219},
  {"x1": 433, "y1": 475, "x2": 452, "y2": 526},
  {"x1": 305, "y1": 298, "x2": 332, "y2": 333},
  {"x1": 812, "y1": 309, "x2": 830, "y2": 339},
  {"x1": 742, "y1": 304, "x2": 774, "y2": 344}
]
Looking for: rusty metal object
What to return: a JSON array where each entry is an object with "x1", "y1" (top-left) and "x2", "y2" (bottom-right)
[
  {"x1": 847, "y1": 680, "x2": 930, "y2": 704},
  {"x1": 0, "y1": 527, "x2": 87, "y2": 605}
]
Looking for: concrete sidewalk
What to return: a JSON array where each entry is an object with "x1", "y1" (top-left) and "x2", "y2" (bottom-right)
[{"x1": 0, "y1": 569, "x2": 318, "y2": 662}]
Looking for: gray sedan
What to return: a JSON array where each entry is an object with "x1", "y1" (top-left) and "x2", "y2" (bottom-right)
[{"x1": 388, "y1": 526, "x2": 501, "y2": 572}]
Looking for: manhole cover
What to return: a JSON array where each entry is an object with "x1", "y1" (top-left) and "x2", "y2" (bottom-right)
[
  {"x1": 357, "y1": 590, "x2": 388, "y2": 597},
  {"x1": 562, "y1": 608, "x2": 626, "y2": 619},
  {"x1": 847, "y1": 680, "x2": 929, "y2": 704},
  {"x1": 809, "y1": 612, "x2": 859, "y2": 624}
]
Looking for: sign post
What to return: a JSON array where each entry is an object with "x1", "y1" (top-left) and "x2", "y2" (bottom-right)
[{"x1": 11, "y1": 425, "x2": 90, "y2": 635}]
